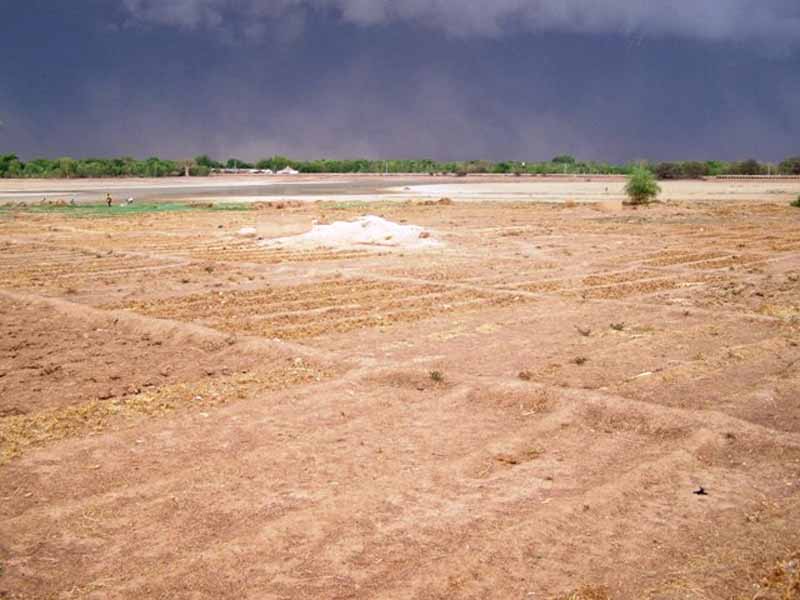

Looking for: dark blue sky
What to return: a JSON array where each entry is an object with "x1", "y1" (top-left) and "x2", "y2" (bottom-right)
[{"x1": 1, "y1": 1, "x2": 798, "y2": 162}]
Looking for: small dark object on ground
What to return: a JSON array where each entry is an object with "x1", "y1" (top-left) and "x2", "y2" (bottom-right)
[
  {"x1": 429, "y1": 371, "x2": 444, "y2": 383},
  {"x1": 576, "y1": 326, "x2": 592, "y2": 337},
  {"x1": 610, "y1": 322, "x2": 625, "y2": 331},
  {"x1": 518, "y1": 370, "x2": 532, "y2": 381},
  {"x1": 693, "y1": 487, "x2": 708, "y2": 496}
]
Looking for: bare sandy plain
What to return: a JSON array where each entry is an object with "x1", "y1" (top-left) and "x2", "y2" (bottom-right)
[
  {"x1": 1, "y1": 176, "x2": 800, "y2": 599},
  {"x1": 1, "y1": 173, "x2": 799, "y2": 205}
]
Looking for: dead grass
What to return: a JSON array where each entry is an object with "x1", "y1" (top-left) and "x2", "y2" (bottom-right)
[
  {"x1": 747, "y1": 551, "x2": 800, "y2": 599},
  {"x1": 553, "y1": 585, "x2": 611, "y2": 600},
  {"x1": 0, "y1": 361, "x2": 332, "y2": 464}
]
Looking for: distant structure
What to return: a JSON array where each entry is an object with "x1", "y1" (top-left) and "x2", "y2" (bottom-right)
[
  {"x1": 277, "y1": 166, "x2": 300, "y2": 175},
  {"x1": 218, "y1": 168, "x2": 274, "y2": 175}
]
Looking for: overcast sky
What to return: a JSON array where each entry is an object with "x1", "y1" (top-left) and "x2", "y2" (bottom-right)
[{"x1": 1, "y1": 0, "x2": 798, "y2": 162}]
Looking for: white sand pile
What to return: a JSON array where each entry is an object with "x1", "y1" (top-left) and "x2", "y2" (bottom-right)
[
  {"x1": 259, "y1": 215, "x2": 441, "y2": 250},
  {"x1": 237, "y1": 227, "x2": 258, "y2": 237}
]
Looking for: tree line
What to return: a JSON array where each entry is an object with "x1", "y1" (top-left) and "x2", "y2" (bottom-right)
[
  {"x1": 194, "y1": 154, "x2": 632, "y2": 176},
  {"x1": 0, "y1": 155, "x2": 207, "y2": 178},
  {"x1": 1, "y1": 153, "x2": 799, "y2": 179}
]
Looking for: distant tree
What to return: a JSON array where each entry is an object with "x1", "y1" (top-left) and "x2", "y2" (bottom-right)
[
  {"x1": 654, "y1": 162, "x2": 683, "y2": 180},
  {"x1": 0, "y1": 153, "x2": 20, "y2": 177},
  {"x1": 23, "y1": 158, "x2": 56, "y2": 177},
  {"x1": 702, "y1": 160, "x2": 725, "y2": 176},
  {"x1": 625, "y1": 167, "x2": 661, "y2": 205},
  {"x1": 55, "y1": 157, "x2": 78, "y2": 178},
  {"x1": 225, "y1": 158, "x2": 254, "y2": 170},
  {"x1": 778, "y1": 156, "x2": 800, "y2": 175},
  {"x1": 683, "y1": 161, "x2": 709, "y2": 179},
  {"x1": 177, "y1": 159, "x2": 195, "y2": 176},
  {"x1": 552, "y1": 154, "x2": 576, "y2": 164},
  {"x1": 189, "y1": 165, "x2": 210, "y2": 176},
  {"x1": 655, "y1": 161, "x2": 707, "y2": 179},
  {"x1": 195, "y1": 155, "x2": 222, "y2": 169},
  {"x1": 140, "y1": 157, "x2": 179, "y2": 177},
  {"x1": 255, "y1": 155, "x2": 294, "y2": 171},
  {"x1": 732, "y1": 159, "x2": 764, "y2": 175},
  {"x1": 465, "y1": 160, "x2": 493, "y2": 174}
]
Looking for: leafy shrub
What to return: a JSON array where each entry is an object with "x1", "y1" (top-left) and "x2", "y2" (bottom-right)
[
  {"x1": 625, "y1": 167, "x2": 661, "y2": 204},
  {"x1": 683, "y1": 161, "x2": 709, "y2": 179},
  {"x1": 654, "y1": 161, "x2": 709, "y2": 180},
  {"x1": 731, "y1": 159, "x2": 765, "y2": 175},
  {"x1": 654, "y1": 162, "x2": 684, "y2": 180},
  {"x1": 779, "y1": 156, "x2": 800, "y2": 175}
]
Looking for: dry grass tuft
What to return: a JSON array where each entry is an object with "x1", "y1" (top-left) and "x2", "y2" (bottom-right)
[
  {"x1": 429, "y1": 370, "x2": 445, "y2": 383},
  {"x1": 554, "y1": 585, "x2": 611, "y2": 600},
  {"x1": 0, "y1": 361, "x2": 332, "y2": 464},
  {"x1": 745, "y1": 551, "x2": 800, "y2": 599}
]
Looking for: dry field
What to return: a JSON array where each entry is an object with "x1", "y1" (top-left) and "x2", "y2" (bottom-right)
[{"x1": 1, "y1": 190, "x2": 799, "y2": 599}]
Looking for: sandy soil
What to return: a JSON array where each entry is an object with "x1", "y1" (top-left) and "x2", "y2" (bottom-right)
[
  {"x1": 399, "y1": 178, "x2": 800, "y2": 203},
  {"x1": 2, "y1": 174, "x2": 798, "y2": 205},
  {"x1": 1, "y1": 190, "x2": 799, "y2": 599}
]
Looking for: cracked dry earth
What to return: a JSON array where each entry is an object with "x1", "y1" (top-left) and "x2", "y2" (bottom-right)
[{"x1": 1, "y1": 197, "x2": 799, "y2": 599}]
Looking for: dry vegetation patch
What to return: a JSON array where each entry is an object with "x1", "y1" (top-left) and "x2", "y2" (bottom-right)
[
  {"x1": 0, "y1": 359, "x2": 332, "y2": 463},
  {"x1": 2, "y1": 191, "x2": 800, "y2": 599}
]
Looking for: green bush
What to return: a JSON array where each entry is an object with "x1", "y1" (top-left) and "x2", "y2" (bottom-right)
[
  {"x1": 683, "y1": 161, "x2": 709, "y2": 179},
  {"x1": 654, "y1": 161, "x2": 710, "y2": 180},
  {"x1": 791, "y1": 195, "x2": 800, "y2": 208},
  {"x1": 779, "y1": 156, "x2": 800, "y2": 175},
  {"x1": 625, "y1": 167, "x2": 661, "y2": 205},
  {"x1": 654, "y1": 162, "x2": 684, "y2": 180},
  {"x1": 189, "y1": 165, "x2": 210, "y2": 176},
  {"x1": 194, "y1": 154, "x2": 222, "y2": 169},
  {"x1": 731, "y1": 159, "x2": 764, "y2": 175}
]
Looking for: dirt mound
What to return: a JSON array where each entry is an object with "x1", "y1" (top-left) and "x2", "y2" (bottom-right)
[{"x1": 259, "y1": 215, "x2": 442, "y2": 250}]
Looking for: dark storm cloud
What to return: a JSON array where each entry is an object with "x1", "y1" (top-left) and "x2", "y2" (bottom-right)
[
  {"x1": 0, "y1": 1, "x2": 798, "y2": 162},
  {"x1": 120, "y1": 0, "x2": 800, "y2": 45}
]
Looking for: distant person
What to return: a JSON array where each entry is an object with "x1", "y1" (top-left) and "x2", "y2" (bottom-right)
[
  {"x1": 127, "y1": 197, "x2": 134, "y2": 205},
  {"x1": 106, "y1": 193, "x2": 113, "y2": 207}
]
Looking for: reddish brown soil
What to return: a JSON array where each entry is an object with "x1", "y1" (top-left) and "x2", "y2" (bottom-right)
[{"x1": 1, "y1": 197, "x2": 799, "y2": 599}]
